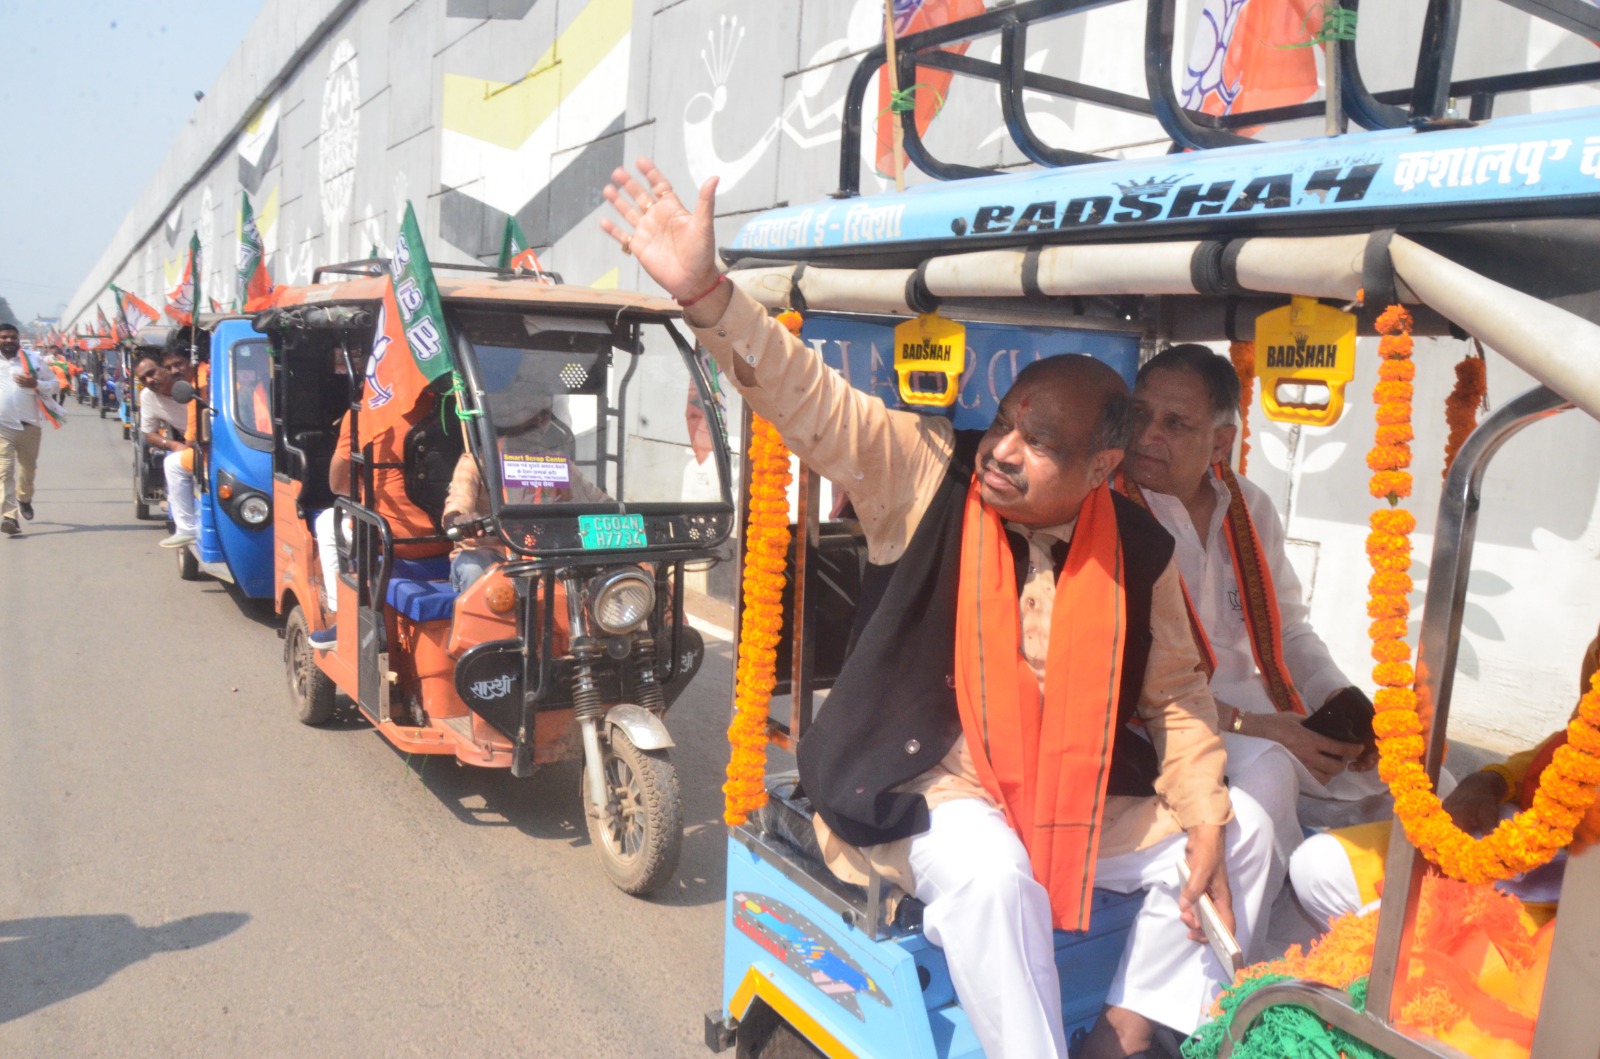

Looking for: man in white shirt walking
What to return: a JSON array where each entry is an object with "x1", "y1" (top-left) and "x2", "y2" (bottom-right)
[
  {"x1": 1, "y1": 324, "x2": 62, "y2": 535},
  {"x1": 1120, "y1": 345, "x2": 1391, "y2": 895}
]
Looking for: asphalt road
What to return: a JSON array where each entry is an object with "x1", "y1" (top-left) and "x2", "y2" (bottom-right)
[{"x1": 0, "y1": 400, "x2": 743, "y2": 1057}]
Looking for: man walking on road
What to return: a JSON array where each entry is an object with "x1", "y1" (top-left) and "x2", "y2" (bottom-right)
[{"x1": 1, "y1": 323, "x2": 61, "y2": 536}]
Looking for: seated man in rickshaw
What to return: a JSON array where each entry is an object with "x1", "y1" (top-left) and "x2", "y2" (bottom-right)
[
  {"x1": 137, "y1": 350, "x2": 200, "y2": 549},
  {"x1": 309, "y1": 345, "x2": 444, "y2": 648},
  {"x1": 602, "y1": 159, "x2": 1274, "y2": 1059},
  {"x1": 441, "y1": 381, "x2": 606, "y2": 593},
  {"x1": 1120, "y1": 346, "x2": 1399, "y2": 908}
]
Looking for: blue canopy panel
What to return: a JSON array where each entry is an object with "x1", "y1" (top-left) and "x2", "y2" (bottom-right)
[
  {"x1": 728, "y1": 108, "x2": 1600, "y2": 262},
  {"x1": 800, "y1": 314, "x2": 1139, "y2": 433}
]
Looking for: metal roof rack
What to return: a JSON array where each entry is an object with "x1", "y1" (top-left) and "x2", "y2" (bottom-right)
[{"x1": 835, "y1": 0, "x2": 1600, "y2": 197}]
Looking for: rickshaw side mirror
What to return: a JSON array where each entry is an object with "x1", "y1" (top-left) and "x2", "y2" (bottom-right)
[{"x1": 171, "y1": 379, "x2": 206, "y2": 407}]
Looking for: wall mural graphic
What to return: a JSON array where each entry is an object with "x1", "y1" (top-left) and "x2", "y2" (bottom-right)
[
  {"x1": 682, "y1": 13, "x2": 860, "y2": 195},
  {"x1": 237, "y1": 97, "x2": 282, "y2": 194},
  {"x1": 320, "y1": 40, "x2": 361, "y2": 266},
  {"x1": 437, "y1": 0, "x2": 631, "y2": 261}
]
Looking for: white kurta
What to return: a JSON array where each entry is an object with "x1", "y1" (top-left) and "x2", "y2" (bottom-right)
[{"x1": 1138, "y1": 474, "x2": 1390, "y2": 829}]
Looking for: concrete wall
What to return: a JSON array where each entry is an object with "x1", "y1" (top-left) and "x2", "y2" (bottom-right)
[{"x1": 62, "y1": 0, "x2": 1600, "y2": 749}]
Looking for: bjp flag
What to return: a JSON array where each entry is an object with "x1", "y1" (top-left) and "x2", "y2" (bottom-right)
[
  {"x1": 875, "y1": 0, "x2": 986, "y2": 179},
  {"x1": 1183, "y1": 0, "x2": 1323, "y2": 118}
]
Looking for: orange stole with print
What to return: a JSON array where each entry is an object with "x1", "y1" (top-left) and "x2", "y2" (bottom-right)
[
  {"x1": 1213, "y1": 462, "x2": 1304, "y2": 714},
  {"x1": 953, "y1": 479, "x2": 1125, "y2": 931}
]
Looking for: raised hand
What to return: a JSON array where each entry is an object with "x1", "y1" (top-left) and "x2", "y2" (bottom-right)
[{"x1": 600, "y1": 158, "x2": 721, "y2": 306}]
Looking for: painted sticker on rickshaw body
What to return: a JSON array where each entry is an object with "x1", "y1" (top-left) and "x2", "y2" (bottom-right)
[
  {"x1": 579, "y1": 513, "x2": 646, "y2": 550},
  {"x1": 731, "y1": 891, "x2": 891, "y2": 1020}
]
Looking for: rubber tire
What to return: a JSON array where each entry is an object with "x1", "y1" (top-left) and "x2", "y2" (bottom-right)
[
  {"x1": 285, "y1": 605, "x2": 337, "y2": 726},
  {"x1": 177, "y1": 545, "x2": 201, "y2": 581},
  {"x1": 135, "y1": 499, "x2": 153, "y2": 521},
  {"x1": 100, "y1": 405, "x2": 108, "y2": 419},
  {"x1": 582, "y1": 728, "x2": 684, "y2": 896}
]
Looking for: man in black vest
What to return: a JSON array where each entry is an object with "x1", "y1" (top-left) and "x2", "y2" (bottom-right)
[{"x1": 603, "y1": 161, "x2": 1274, "y2": 1059}]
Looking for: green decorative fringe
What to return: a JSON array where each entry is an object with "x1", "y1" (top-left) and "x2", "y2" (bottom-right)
[{"x1": 1182, "y1": 975, "x2": 1388, "y2": 1059}]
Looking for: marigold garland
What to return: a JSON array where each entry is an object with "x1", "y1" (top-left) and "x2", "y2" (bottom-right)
[
  {"x1": 1442, "y1": 351, "x2": 1487, "y2": 482},
  {"x1": 723, "y1": 415, "x2": 795, "y2": 826},
  {"x1": 1367, "y1": 305, "x2": 1600, "y2": 883},
  {"x1": 1229, "y1": 341, "x2": 1255, "y2": 473}
]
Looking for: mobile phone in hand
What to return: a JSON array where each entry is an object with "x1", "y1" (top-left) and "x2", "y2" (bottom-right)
[{"x1": 1177, "y1": 860, "x2": 1244, "y2": 975}]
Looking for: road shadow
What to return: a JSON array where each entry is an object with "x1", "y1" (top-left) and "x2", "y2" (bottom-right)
[
  {"x1": 0, "y1": 912, "x2": 249, "y2": 1024},
  {"x1": 4, "y1": 523, "x2": 168, "y2": 539},
  {"x1": 395, "y1": 741, "x2": 729, "y2": 909},
  {"x1": 193, "y1": 583, "x2": 280, "y2": 630}
]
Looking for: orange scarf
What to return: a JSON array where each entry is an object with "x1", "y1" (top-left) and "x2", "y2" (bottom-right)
[
  {"x1": 953, "y1": 478, "x2": 1125, "y2": 931},
  {"x1": 1213, "y1": 462, "x2": 1304, "y2": 715}
]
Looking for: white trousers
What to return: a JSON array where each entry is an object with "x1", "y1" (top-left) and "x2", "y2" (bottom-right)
[
  {"x1": 312, "y1": 508, "x2": 342, "y2": 613},
  {"x1": 907, "y1": 792, "x2": 1275, "y2": 1058},
  {"x1": 1287, "y1": 831, "x2": 1365, "y2": 929},
  {"x1": 163, "y1": 449, "x2": 197, "y2": 536}
]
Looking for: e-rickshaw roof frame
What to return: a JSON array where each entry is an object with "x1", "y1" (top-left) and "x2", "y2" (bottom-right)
[{"x1": 831, "y1": 0, "x2": 1600, "y2": 199}]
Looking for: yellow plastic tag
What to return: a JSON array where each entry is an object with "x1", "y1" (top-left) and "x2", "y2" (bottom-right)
[
  {"x1": 893, "y1": 313, "x2": 966, "y2": 409},
  {"x1": 1255, "y1": 296, "x2": 1358, "y2": 427}
]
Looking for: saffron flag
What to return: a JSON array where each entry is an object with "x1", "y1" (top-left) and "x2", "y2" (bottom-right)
[
  {"x1": 113, "y1": 285, "x2": 160, "y2": 337},
  {"x1": 237, "y1": 192, "x2": 274, "y2": 310},
  {"x1": 166, "y1": 234, "x2": 200, "y2": 325},
  {"x1": 497, "y1": 215, "x2": 544, "y2": 273},
  {"x1": 875, "y1": 0, "x2": 986, "y2": 179},
  {"x1": 95, "y1": 306, "x2": 113, "y2": 340},
  {"x1": 1183, "y1": 0, "x2": 1323, "y2": 118}
]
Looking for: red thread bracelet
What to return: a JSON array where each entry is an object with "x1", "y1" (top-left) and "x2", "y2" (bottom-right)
[{"x1": 676, "y1": 274, "x2": 726, "y2": 309}]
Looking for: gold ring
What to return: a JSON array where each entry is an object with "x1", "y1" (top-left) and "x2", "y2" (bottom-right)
[{"x1": 622, "y1": 235, "x2": 634, "y2": 256}]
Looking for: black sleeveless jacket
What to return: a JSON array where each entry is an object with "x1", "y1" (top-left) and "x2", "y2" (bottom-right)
[{"x1": 796, "y1": 430, "x2": 1177, "y2": 850}]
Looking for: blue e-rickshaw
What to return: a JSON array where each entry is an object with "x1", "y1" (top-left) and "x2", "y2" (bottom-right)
[
  {"x1": 170, "y1": 315, "x2": 276, "y2": 596},
  {"x1": 703, "y1": 2, "x2": 1600, "y2": 1056}
]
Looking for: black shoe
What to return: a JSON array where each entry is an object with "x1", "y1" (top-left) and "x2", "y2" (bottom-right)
[
  {"x1": 18, "y1": 501, "x2": 32, "y2": 521},
  {"x1": 1, "y1": 518, "x2": 19, "y2": 536}
]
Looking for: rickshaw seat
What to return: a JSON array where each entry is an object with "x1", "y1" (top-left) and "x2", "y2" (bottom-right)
[{"x1": 386, "y1": 554, "x2": 456, "y2": 623}]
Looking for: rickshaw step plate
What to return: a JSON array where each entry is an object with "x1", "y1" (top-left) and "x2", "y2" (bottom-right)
[{"x1": 436, "y1": 715, "x2": 473, "y2": 740}]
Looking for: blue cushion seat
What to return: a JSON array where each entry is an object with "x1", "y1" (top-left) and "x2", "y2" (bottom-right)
[{"x1": 387, "y1": 554, "x2": 457, "y2": 623}]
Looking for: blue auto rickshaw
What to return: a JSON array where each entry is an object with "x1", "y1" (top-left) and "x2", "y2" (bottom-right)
[
  {"x1": 703, "y1": 2, "x2": 1600, "y2": 1055},
  {"x1": 170, "y1": 315, "x2": 276, "y2": 597}
]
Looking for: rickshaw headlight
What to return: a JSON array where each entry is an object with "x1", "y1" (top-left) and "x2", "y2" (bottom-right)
[
  {"x1": 237, "y1": 494, "x2": 271, "y2": 526},
  {"x1": 588, "y1": 568, "x2": 655, "y2": 635}
]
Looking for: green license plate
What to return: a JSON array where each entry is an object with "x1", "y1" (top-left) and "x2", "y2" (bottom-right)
[{"x1": 578, "y1": 513, "x2": 647, "y2": 550}]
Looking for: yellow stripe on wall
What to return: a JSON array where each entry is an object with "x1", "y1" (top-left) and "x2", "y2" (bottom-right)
[
  {"x1": 590, "y1": 267, "x2": 620, "y2": 290},
  {"x1": 442, "y1": 0, "x2": 632, "y2": 150}
]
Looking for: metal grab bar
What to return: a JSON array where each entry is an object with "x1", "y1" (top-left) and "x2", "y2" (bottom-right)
[{"x1": 1220, "y1": 386, "x2": 1571, "y2": 1059}]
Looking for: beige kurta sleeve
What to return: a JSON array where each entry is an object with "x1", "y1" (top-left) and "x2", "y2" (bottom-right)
[
  {"x1": 442, "y1": 451, "x2": 486, "y2": 527},
  {"x1": 1139, "y1": 558, "x2": 1234, "y2": 832},
  {"x1": 690, "y1": 286, "x2": 954, "y2": 563}
]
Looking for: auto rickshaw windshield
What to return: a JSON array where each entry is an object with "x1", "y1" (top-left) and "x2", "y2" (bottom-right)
[{"x1": 454, "y1": 308, "x2": 729, "y2": 510}]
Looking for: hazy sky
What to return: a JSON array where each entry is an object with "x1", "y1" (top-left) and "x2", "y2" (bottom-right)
[{"x1": 0, "y1": 0, "x2": 265, "y2": 324}]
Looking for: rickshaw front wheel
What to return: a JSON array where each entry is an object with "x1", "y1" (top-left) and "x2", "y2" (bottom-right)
[
  {"x1": 582, "y1": 729, "x2": 683, "y2": 896},
  {"x1": 285, "y1": 605, "x2": 337, "y2": 726}
]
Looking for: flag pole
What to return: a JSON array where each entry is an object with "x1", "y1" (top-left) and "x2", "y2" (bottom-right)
[{"x1": 883, "y1": 0, "x2": 906, "y2": 192}]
